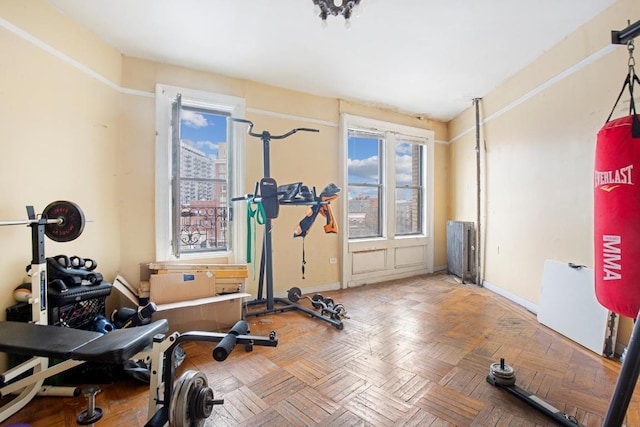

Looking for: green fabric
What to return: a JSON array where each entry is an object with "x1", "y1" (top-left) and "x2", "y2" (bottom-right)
[{"x1": 246, "y1": 197, "x2": 266, "y2": 279}]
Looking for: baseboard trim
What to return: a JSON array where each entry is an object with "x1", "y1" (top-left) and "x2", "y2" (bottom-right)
[
  {"x1": 244, "y1": 282, "x2": 343, "y2": 300},
  {"x1": 482, "y1": 279, "x2": 539, "y2": 315},
  {"x1": 347, "y1": 268, "x2": 431, "y2": 288}
]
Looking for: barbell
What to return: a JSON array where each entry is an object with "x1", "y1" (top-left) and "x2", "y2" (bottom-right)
[
  {"x1": 287, "y1": 287, "x2": 348, "y2": 321},
  {"x1": 0, "y1": 200, "x2": 85, "y2": 242}
]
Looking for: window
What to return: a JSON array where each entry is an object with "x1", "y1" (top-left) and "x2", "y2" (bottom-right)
[
  {"x1": 395, "y1": 139, "x2": 424, "y2": 235},
  {"x1": 344, "y1": 116, "x2": 429, "y2": 240},
  {"x1": 342, "y1": 114, "x2": 434, "y2": 285},
  {"x1": 347, "y1": 130, "x2": 383, "y2": 238},
  {"x1": 173, "y1": 102, "x2": 230, "y2": 255},
  {"x1": 156, "y1": 85, "x2": 245, "y2": 261}
]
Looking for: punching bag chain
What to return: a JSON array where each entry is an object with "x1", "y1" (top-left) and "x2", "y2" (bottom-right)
[{"x1": 628, "y1": 38, "x2": 636, "y2": 78}]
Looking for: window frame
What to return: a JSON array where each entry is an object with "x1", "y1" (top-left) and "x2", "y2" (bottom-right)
[
  {"x1": 342, "y1": 114, "x2": 432, "y2": 242},
  {"x1": 172, "y1": 102, "x2": 231, "y2": 256},
  {"x1": 394, "y1": 137, "x2": 425, "y2": 237},
  {"x1": 155, "y1": 84, "x2": 246, "y2": 262},
  {"x1": 346, "y1": 129, "x2": 385, "y2": 239}
]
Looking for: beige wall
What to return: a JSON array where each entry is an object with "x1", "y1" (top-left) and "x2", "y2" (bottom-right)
[
  {"x1": 4, "y1": 0, "x2": 636, "y2": 348},
  {"x1": 0, "y1": 0, "x2": 122, "y2": 314},
  {"x1": 1, "y1": 0, "x2": 447, "y2": 316},
  {"x1": 448, "y1": 0, "x2": 638, "y2": 345},
  {"x1": 120, "y1": 59, "x2": 448, "y2": 295},
  {"x1": 4, "y1": 0, "x2": 634, "y2": 359}
]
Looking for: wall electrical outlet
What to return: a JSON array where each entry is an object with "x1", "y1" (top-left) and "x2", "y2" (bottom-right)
[{"x1": 329, "y1": 257, "x2": 337, "y2": 264}]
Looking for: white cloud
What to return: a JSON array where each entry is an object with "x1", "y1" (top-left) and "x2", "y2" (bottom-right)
[
  {"x1": 348, "y1": 156, "x2": 379, "y2": 181},
  {"x1": 395, "y1": 154, "x2": 414, "y2": 185},
  {"x1": 349, "y1": 187, "x2": 378, "y2": 199},
  {"x1": 348, "y1": 153, "x2": 418, "y2": 185},
  {"x1": 181, "y1": 110, "x2": 208, "y2": 128},
  {"x1": 192, "y1": 140, "x2": 219, "y2": 159},
  {"x1": 195, "y1": 140, "x2": 219, "y2": 151},
  {"x1": 395, "y1": 143, "x2": 413, "y2": 155}
]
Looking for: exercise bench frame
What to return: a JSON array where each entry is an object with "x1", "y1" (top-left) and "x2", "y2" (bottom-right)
[
  {"x1": 0, "y1": 319, "x2": 278, "y2": 426},
  {"x1": 0, "y1": 205, "x2": 279, "y2": 425}
]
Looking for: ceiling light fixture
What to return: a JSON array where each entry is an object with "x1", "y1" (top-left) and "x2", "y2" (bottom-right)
[{"x1": 312, "y1": 0, "x2": 362, "y2": 28}]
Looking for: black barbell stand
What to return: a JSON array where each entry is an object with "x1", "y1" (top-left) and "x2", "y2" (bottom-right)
[
  {"x1": 231, "y1": 118, "x2": 344, "y2": 329},
  {"x1": 612, "y1": 19, "x2": 640, "y2": 44},
  {"x1": 601, "y1": 310, "x2": 640, "y2": 426},
  {"x1": 0, "y1": 202, "x2": 87, "y2": 422}
]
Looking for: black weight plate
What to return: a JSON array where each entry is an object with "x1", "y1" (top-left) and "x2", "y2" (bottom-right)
[
  {"x1": 332, "y1": 304, "x2": 345, "y2": 320},
  {"x1": 287, "y1": 287, "x2": 301, "y2": 302},
  {"x1": 77, "y1": 407, "x2": 103, "y2": 425},
  {"x1": 311, "y1": 294, "x2": 324, "y2": 309},
  {"x1": 193, "y1": 386, "x2": 214, "y2": 419},
  {"x1": 43, "y1": 200, "x2": 85, "y2": 242}
]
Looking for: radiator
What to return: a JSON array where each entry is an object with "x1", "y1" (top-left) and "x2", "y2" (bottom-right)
[{"x1": 446, "y1": 221, "x2": 476, "y2": 283}]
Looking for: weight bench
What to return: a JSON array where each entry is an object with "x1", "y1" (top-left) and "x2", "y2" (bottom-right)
[
  {"x1": 0, "y1": 319, "x2": 169, "y2": 422},
  {"x1": 0, "y1": 204, "x2": 280, "y2": 425},
  {"x1": 0, "y1": 319, "x2": 168, "y2": 365},
  {"x1": 0, "y1": 318, "x2": 278, "y2": 426}
]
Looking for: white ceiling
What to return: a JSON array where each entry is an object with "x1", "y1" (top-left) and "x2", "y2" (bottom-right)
[{"x1": 49, "y1": 0, "x2": 616, "y2": 122}]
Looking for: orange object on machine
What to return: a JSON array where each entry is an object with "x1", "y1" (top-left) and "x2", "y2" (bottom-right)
[
  {"x1": 293, "y1": 183, "x2": 340, "y2": 238},
  {"x1": 293, "y1": 183, "x2": 341, "y2": 279}
]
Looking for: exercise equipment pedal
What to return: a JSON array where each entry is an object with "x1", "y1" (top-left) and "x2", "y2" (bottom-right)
[{"x1": 212, "y1": 320, "x2": 250, "y2": 361}]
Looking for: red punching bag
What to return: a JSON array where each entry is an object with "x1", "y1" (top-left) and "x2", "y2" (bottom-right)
[{"x1": 594, "y1": 73, "x2": 640, "y2": 318}]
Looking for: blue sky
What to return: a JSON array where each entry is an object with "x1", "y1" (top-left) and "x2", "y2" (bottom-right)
[
  {"x1": 180, "y1": 110, "x2": 227, "y2": 159},
  {"x1": 178, "y1": 112, "x2": 418, "y2": 189},
  {"x1": 348, "y1": 136, "x2": 417, "y2": 186},
  {"x1": 348, "y1": 136, "x2": 379, "y2": 184}
]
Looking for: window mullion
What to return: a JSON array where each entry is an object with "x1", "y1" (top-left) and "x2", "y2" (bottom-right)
[
  {"x1": 171, "y1": 93, "x2": 182, "y2": 258},
  {"x1": 385, "y1": 131, "x2": 395, "y2": 238}
]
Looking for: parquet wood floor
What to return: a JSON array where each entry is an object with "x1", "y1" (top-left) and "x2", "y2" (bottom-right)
[{"x1": 2, "y1": 273, "x2": 638, "y2": 426}]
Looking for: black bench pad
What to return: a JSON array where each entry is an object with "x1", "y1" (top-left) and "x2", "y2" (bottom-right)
[
  {"x1": 71, "y1": 319, "x2": 168, "y2": 363},
  {"x1": 0, "y1": 321, "x2": 101, "y2": 360},
  {"x1": 0, "y1": 319, "x2": 169, "y2": 364}
]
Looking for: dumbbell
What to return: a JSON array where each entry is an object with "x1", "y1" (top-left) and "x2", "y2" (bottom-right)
[
  {"x1": 288, "y1": 287, "x2": 348, "y2": 320},
  {"x1": 111, "y1": 302, "x2": 157, "y2": 328}
]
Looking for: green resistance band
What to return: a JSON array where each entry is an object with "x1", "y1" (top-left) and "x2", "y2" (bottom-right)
[{"x1": 247, "y1": 197, "x2": 266, "y2": 279}]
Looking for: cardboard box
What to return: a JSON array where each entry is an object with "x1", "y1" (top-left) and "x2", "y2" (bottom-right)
[
  {"x1": 142, "y1": 263, "x2": 247, "y2": 297},
  {"x1": 149, "y1": 272, "x2": 216, "y2": 305},
  {"x1": 154, "y1": 293, "x2": 249, "y2": 333},
  {"x1": 145, "y1": 262, "x2": 248, "y2": 274},
  {"x1": 142, "y1": 263, "x2": 248, "y2": 280},
  {"x1": 112, "y1": 274, "x2": 248, "y2": 333}
]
